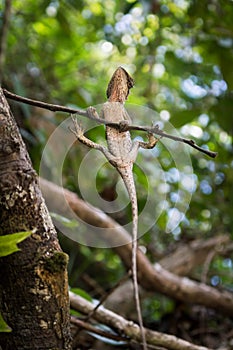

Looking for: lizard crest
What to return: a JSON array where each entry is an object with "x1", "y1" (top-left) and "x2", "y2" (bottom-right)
[{"x1": 106, "y1": 66, "x2": 134, "y2": 103}]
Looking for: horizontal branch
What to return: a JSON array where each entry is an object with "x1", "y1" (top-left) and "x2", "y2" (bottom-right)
[
  {"x1": 3, "y1": 88, "x2": 217, "y2": 158},
  {"x1": 3, "y1": 88, "x2": 88, "y2": 116},
  {"x1": 69, "y1": 291, "x2": 210, "y2": 350}
]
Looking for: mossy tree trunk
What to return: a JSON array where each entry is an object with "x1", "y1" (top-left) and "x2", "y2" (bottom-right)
[{"x1": 0, "y1": 88, "x2": 72, "y2": 349}]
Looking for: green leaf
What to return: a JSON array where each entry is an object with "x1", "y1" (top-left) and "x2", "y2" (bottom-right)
[
  {"x1": 50, "y1": 213, "x2": 79, "y2": 229},
  {"x1": 70, "y1": 288, "x2": 92, "y2": 302},
  {"x1": 0, "y1": 313, "x2": 11, "y2": 333},
  {"x1": 0, "y1": 231, "x2": 32, "y2": 257}
]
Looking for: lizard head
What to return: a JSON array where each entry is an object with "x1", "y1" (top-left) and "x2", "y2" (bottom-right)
[{"x1": 106, "y1": 67, "x2": 134, "y2": 103}]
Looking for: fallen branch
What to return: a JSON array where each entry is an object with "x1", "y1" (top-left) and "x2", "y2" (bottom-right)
[
  {"x1": 40, "y1": 178, "x2": 233, "y2": 315},
  {"x1": 158, "y1": 235, "x2": 229, "y2": 276},
  {"x1": 3, "y1": 88, "x2": 217, "y2": 158},
  {"x1": 69, "y1": 291, "x2": 210, "y2": 350},
  {"x1": 104, "y1": 235, "x2": 230, "y2": 316}
]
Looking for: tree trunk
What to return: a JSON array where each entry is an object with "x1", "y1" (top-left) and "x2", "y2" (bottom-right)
[{"x1": 0, "y1": 88, "x2": 72, "y2": 349}]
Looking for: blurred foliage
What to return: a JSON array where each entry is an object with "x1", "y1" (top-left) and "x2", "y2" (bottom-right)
[{"x1": 1, "y1": 0, "x2": 233, "y2": 346}]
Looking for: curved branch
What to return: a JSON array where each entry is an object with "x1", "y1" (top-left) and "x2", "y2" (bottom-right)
[
  {"x1": 3, "y1": 88, "x2": 217, "y2": 158},
  {"x1": 69, "y1": 291, "x2": 210, "y2": 350},
  {"x1": 40, "y1": 178, "x2": 233, "y2": 315}
]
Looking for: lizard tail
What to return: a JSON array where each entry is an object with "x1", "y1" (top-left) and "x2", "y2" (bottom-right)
[{"x1": 117, "y1": 166, "x2": 147, "y2": 350}]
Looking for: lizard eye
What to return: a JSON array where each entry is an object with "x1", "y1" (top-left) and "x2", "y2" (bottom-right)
[{"x1": 127, "y1": 76, "x2": 134, "y2": 89}]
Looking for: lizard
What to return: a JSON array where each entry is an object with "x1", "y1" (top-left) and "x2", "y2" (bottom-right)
[{"x1": 70, "y1": 67, "x2": 160, "y2": 350}]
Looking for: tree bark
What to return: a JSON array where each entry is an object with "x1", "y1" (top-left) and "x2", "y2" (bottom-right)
[{"x1": 0, "y1": 88, "x2": 72, "y2": 349}]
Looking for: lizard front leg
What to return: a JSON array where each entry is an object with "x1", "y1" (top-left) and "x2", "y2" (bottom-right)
[
  {"x1": 127, "y1": 133, "x2": 160, "y2": 163},
  {"x1": 139, "y1": 132, "x2": 160, "y2": 149},
  {"x1": 70, "y1": 115, "x2": 121, "y2": 166},
  {"x1": 70, "y1": 115, "x2": 103, "y2": 150},
  {"x1": 87, "y1": 106, "x2": 100, "y2": 120}
]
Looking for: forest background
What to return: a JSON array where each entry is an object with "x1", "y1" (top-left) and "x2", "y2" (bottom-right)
[{"x1": 0, "y1": 0, "x2": 233, "y2": 349}]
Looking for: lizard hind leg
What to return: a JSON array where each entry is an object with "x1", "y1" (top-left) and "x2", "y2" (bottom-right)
[{"x1": 69, "y1": 115, "x2": 104, "y2": 151}]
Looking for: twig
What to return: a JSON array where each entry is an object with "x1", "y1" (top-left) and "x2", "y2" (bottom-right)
[
  {"x1": 2, "y1": 88, "x2": 217, "y2": 158},
  {"x1": 201, "y1": 250, "x2": 216, "y2": 284},
  {"x1": 72, "y1": 272, "x2": 132, "y2": 341},
  {"x1": 2, "y1": 88, "x2": 88, "y2": 115},
  {"x1": 136, "y1": 125, "x2": 218, "y2": 158},
  {"x1": 84, "y1": 271, "x2": 132, "y2": 322},
  {"x1": 71, "y1": 316, "x2": 127, "y2": 343}
]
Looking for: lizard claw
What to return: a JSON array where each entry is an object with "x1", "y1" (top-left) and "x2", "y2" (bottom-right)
[
  {"x1": 148, "y1": 122, "x2": 162, "y2": 144},
  {"x1": 152, "y1": 122, "x2": 160, "y2": 130},
  {"x1": 147, "y1": 132, "x2": 161, "y2": 146},
  {"x1": 69, "y1": 115, "x2": 84, "y2": 137},
  {"x1": 74, "y1": 124, "x2": 84, "y2": 136}
]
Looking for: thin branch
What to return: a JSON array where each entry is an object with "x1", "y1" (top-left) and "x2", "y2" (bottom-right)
[
  {"x1": 84, "y1": 271, "x2": 132, "y2": 322},
  {"x1": 2, "y1": 88, "x2": 88, "y2": 116},
  {"x1": 70, "y1": 317, "x2": 127, "y2": 343},
  {"x1": 201, "y1": 250, "x2": 216, "y2": 284},
  {"x1": 3, "y1": 88, "x2": 217, "y2": 158},
  {"x1": 145, "y1": 127, "x2": 218, "y2": 158},
  {"x1": 70, "y1": 291, "x2": 210, "y2": 350}
]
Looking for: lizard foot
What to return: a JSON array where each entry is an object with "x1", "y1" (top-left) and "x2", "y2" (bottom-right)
[
  {"x1": 69, "y1": 115, "x2": 84, "y2": 137},
  {"x1": 87, "y1": 106, "x2": 99, "y2": 119},
  {"x1": 147, "y1": 132, "x2": 161, "y2": 147}
]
